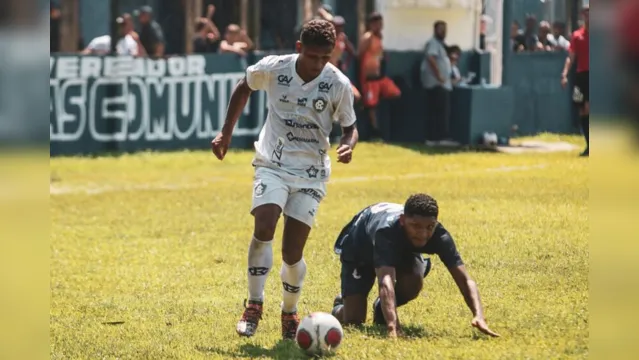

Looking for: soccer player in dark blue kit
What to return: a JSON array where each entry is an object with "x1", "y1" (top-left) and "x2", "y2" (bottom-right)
[{"x1": 331, "y1": 194, "x2": 500, "y2": 338}]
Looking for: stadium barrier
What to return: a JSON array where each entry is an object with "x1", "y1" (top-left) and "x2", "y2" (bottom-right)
[{"x1": 50, "y1": 51, "x2": 574, "y2": 156}]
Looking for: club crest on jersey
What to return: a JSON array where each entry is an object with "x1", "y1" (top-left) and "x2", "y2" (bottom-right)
[
  {"x1": 313, "y1": 97, "x2": 327, "y2": 113},
  {"x1": 277, "y1": 74, "x2": 293, "y2": 86},
  {"x1": 318, "y1": 81, "x2": 332, "y2": 93}
]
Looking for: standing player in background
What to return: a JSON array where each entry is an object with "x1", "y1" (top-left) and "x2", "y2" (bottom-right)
[
  {"x1": 358, "y1": 12, "x2": 401, "y2": 138},
  {"x1": 330, "y1": 194, "x2": 500, "y2": 338},
  {"x1": 561, "y1": 5, "x2": 589, "y2": 157},
  {"x1": 211, "y1": 19, "x2": 359, "y2": 340}
]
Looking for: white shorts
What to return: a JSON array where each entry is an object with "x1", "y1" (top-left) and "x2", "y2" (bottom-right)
[{"x1": 251, "y1": 166, "x2": 327, "y2": 227}]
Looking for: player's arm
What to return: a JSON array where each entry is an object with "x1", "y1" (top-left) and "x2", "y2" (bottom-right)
[
  {"x1": 358, "y1": 33, "x2": 372, "y2": 59},
  {"x1": 440, "y1": 232, "x2": 500, "y2": 337},
  {"x1": 220, "y1": 77, "x2": 253, "y2": 135},
  {"x1": 375, "y1": 266, "x2": 399, "y2": 335},
  {"x1": 561, "y1": 45, "x2": 576, "y2": 87},
  {"x1": 334, "y1": 84, "x2": 359, "y2": 163}
]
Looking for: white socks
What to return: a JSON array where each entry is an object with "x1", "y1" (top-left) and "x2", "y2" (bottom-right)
[
  {"x1": 247, "y1": 236, "x2": 273, "y2": 302},
  {"x1": 280, "y1": 258, "x2": 307, "y2": 313}
]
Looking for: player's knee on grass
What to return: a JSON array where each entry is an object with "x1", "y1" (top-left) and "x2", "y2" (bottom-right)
[
  {"x1": 252, "y1": 204, "x2": 281, "y2": 241},
  {"x1": 342, "y1": 295, "x2": 367, "y2": 325}
]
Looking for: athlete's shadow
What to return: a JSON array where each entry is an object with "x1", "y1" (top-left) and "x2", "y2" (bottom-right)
[
  {"x1": 354, "y1": 323, "x2": 430, "y2": 339},
  {"x1": 196, "y1": 340, "x2": 323, "y2": 359}
]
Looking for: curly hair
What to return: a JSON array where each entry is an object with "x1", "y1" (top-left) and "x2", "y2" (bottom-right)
[
  {"x1": 300, "y1": 19, "x2": 336, "y2": 48},
  {"x1": 404, "y1": 194, "x2": 439, "y2": 218}
]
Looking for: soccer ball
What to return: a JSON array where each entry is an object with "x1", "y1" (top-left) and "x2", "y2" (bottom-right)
[{"x1": 295, "y1": 312, "x2": 344, "y2": 356}]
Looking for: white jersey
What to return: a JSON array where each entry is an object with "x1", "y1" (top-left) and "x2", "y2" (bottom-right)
[
  {"x1": 246, "y1": 54, "x2": 356, "y2": 182},
  {"x1": 86, "y1": 34, "x2": 138, "y2": 56}
]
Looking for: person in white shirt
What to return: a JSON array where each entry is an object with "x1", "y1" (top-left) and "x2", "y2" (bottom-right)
[
  {"x1": 211, "y1": 19, "x2": 358, "y2": 340},
  {"x1": 81, "y1": 17, "x2": 138, "y2": 56}
]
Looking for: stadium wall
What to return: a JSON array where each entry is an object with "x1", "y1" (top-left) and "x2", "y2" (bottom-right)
[{"x1": 50, "y1": 51, "x2": 575, "y2": 156}]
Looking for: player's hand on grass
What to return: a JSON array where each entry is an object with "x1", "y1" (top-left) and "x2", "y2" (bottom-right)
[
  {"x1": 336, "y1": 144, "x2": 353, "y2": 163},
  {"x1": 211, "y1": 132, "x2": 231, "y2": 160},
  {"x1": 471, "y1": 316, "x2": 500, "y2": 337}
]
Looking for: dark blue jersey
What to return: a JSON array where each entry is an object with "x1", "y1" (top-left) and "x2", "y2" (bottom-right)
[{"x1": 334, "y1": 202, "x2": 464, "y2": 269}]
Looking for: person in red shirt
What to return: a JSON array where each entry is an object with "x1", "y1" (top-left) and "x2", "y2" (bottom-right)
[{"x1": 561, "y1": 5, "x2": 589, "y2": 157}]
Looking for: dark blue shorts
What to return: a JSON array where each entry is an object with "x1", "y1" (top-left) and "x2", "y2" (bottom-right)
[{"x1": 340, "y1": 255, "x2": 432, "y2": 297}]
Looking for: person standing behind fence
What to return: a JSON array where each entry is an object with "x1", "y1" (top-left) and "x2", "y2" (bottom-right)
[
  {"x1": 134, "y1": 6, "x2": 165, "y2": 58},
  {"x1": 358, "y1": 12, "x2": 401, "y2": 139},
  {"x1": 561, "y1": 5, "x2": 589, "y2": 157},
  {"x1": 421, "y1": 21, "x2": 452, "y2": 143}
]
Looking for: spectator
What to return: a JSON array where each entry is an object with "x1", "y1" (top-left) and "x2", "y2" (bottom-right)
[
  {"x1": 537, "y1": 21, "x2": 553, "y2": 51},
  {"x1": 134, "y1": 6, "x2": 165, "y2": 57},
  {"x1": 510, "y1": 20, "x2": 521, "y2": 51},
  {"x1": 421, "y1": 21, "x2": 452, "y2": 142},
  {"x1": 193, "y1": 5, "x2": 221, "y2": 54},
  {"x1": 50, "y1": 3, "x2": 61, "y2": 52},
  {"x1": 219, "y1": 24, "x2": 254, "y2": 57},
  {"x1": 447, "y1": 45, "x2": 462, "y2": 86},
  {"x1": 121, "y1": 13, "x2": 146, "y2": 56},
  {"x1": 513, "y1": 14, "x2": 540, "y2": 52},
  {"x1": 80, "y1": 17, "x2": 138, "y2": 56},
  {"x1": 549, "y1": 21, "x2": 570, "y2": 51}
]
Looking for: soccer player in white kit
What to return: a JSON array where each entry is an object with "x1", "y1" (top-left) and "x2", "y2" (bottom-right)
[{"x1": 211, "y1": 19, "x2": 359, "y2": 340}]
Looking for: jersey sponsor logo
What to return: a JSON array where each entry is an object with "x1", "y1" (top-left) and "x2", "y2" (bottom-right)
[
  {"x1": 286, "y1": 131, "x2": 319, "y2": 144},
  {"x1": 279, "y1": 94, "x2": 290, "y2": 103},
  {"x1": 272, "y1": 136, "x2": 284, "y2": 161},
  {"x1": 297, "y1": 98, "x2": 308, "y2": 106},
  {"x1": 305, "y1": 165, "x2": 319, "y2": 178},
  {"x1": 318, "y1": 81, "x2": 333, "y2": 93},
  {"x1": 313, "y1": 97, "x2": 327, "y2": 112},
  {"x1": 248, "y1": 267, "x2": 269, "y2": 276},
  {"x1": 277, "y1": 74, "x2": 293, "y2": 86},
  {"x1": 284, "y1": 119, "x2": 319, "y2": 130}
]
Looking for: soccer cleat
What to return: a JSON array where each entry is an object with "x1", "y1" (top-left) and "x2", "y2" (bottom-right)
[
  {"x1": 281, "y1": 311, "x2": 300, "y2": 340},
  {"x1": 372, "y1": 297, "x2": 386, "y2": 326},
  {"x1": 331, "y1": 294, "x2": 344, "y2": 318},
  {"x1": 236, "y1": 299, "x2": 263, "y2": 337}
]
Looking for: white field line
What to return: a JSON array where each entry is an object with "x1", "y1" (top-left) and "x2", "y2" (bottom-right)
[{"x1": 50, "y1": 164, "x2": 547, "y2": 196}]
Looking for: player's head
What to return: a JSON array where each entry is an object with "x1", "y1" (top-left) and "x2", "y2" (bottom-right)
[
  {"x1": 296, "y1": 19, "x2": 336, "y2": 78},
  {"x1": 399, "y1": 194, "x2": 439, "y2": 248},
  {"x1": 367, "y1": 12, "x2": 383, "y2": 34},
  {"x1": 332, "y1": 16, "x2": 346, "y2": 34},
  {"x1": 434, "y1": 20, "x2": 447, "y2": 40}
]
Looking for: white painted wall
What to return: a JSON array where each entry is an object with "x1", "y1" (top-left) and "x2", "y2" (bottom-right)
[{"x1": 375, "y1": 0, "x2": 482, "y2": 51}]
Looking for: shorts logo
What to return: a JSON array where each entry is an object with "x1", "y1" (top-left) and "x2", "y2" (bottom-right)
[
  {"x1": 277, "y1": 75, "x2": 293, "y2": 86},
  {"x1": 305, "y1": 165, "x2": 319, "y2": 178},
  {"x1": 318, "y1": 81, "x2": 332, "y2": 93},
  {"x1": 313, "y1": 98, "x2": 327, "y2": 112},
  {"x1": 299, "y1": 188, "x2": 322, "y2": 202},
  {"x1": 352, "y1": 268, "x2": 362, "y2": 279},
  {"x1": 572, "y1": 86, "x2": 583, "y2": 103},
  {"x1": 308, "y1": 208, "x2": 316, "y2": 217},
  {"x1": 254, "y1": 182, "x2": 267, "y2": 197}
]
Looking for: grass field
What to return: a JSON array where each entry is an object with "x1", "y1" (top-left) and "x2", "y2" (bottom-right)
[{"x1": 50, "y1": 135, "x2": 588, "y2": 359}]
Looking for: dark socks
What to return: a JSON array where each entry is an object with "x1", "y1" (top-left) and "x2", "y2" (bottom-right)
[{"x1": 580, "y1": 114, "x2": 589, "y2": 149}]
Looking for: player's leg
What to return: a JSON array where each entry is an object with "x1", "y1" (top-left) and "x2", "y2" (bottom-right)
[
  {"x1": 332, "y1": 261, "x2": 376, "y2": 325},
  {"x1": 362, "y1": 80, "x2": 382, "y2": 137},
  {"x1": 572, "y1": 71, "x2": 589, "y2": 156},
  {"x1": 579, "y1": 71, "x2": 589, "y2": 156},
  {"x1": 277, "y1": 186, "x2": 325, "y2": 339},
  {"x1": 236, "y1": 167, "x2": 289, "y2": 337},
  {"x1": 372, "y1": 256, "x2": 432, "y2": 325}
]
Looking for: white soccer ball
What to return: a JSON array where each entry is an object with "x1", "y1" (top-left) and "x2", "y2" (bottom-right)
[{"x1": 295, "y1": 312, "x2": 344, "y2": 356}]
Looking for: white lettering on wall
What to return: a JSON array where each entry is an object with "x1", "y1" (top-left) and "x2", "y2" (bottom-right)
[{"x1": 50, "y1": 55, "x2": 266, "y2": 143}]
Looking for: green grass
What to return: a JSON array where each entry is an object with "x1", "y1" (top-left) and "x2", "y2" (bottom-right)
[{"x1": 50, "y1": 135, "x2": 588, "y2": 359}]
